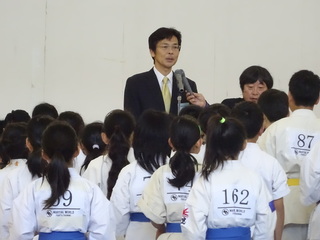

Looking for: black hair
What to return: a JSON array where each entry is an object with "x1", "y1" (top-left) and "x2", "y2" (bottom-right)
[
  {"x1": 239, "y1": 65, "x2": 273, "y2": 91},
  {"x1": 80, "y1": 122, "x2": 107, "y2": 173},
  {"x1": 202, "y1": 116, "x2": 246, "y2": 180},
  {"x1": 0, "y1": 143, "x2": 8, "y2": 168},
  {"x1": 4, "y1": 109, "x2": 30, "y2": 126},
  {"x1": 258, "y1": 89, "x2": 289, "y2": 122},
  {"x1": 289, "y1": 70, "x2": 320, "y2": 107},
  {"x1": 58, "y1": 111, "x2": 85, "y2": 137},
  {"x1": 231, "y1": 101, "x2": 263, "y2": 139},
  {"x1": 178, "y1": 105, "x2": 203, "y2": 119},
  {"x1": 26, "y1": 116, "x2": 55, "y2": 178},
  {"x1": 104, "y1": 109, "x2": 135, "y2": 199},
  {"x1": 133, "y1": 109, "x2": 172, "y2": 174},
  {"x1": 198, "y1": 103, "x2": 231, "y2": 134},
  {"x1": 148, "y1": 27, "x2": 182, "y2": 52},
  {"x1": 32, "y1": 103, "x2": 58, "y2": 119},
  {"x1": 168, "y1": 116, "x2": 200, "y2": 188},
  {"x1": 42, "y1": 121, "x2": 78, "y2": 209},
  {"x1": 1, "y1": 122, "x2": 28, "y2": 164}
]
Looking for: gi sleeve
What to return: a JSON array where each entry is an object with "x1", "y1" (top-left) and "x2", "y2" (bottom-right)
[
  {"x1": 137, "y1": 168, "x2": 166, "y2": 224},
  {"x1": 110, "y1": 167, "x2": 131, "y2": 237},
  {"x1": 87, "y1": 184, "x2": 116, "y2": 240},
  {"x1": 9, "y1": 183, "x2": 37, "y2": 240},
  {"x1": 300, "y1": 141, "x2": 320, "y2": 205},
  {"x1": 181, "y1": 177, "x2": 209, "y2": 240}
]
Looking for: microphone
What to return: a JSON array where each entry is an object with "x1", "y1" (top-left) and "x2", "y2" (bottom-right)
[
  {"x1": 175, "y1": 69, "x2": 193, "y2": 94},
  {"x1": 174, "y1": 70, "x2": 184, "y2": 92}
]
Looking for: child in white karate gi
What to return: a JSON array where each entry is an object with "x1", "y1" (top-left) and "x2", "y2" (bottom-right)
[{"x1": 181, "y1": 116, "x2": 272, "y2": 240}]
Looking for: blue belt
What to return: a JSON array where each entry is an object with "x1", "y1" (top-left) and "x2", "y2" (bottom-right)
[
  {"x1": 269, "y1": 200, "x2": 275, "y2": 212},
  {"x1": 39, "y1": 231, "x2": 85, "y2": 240},
  {"x1": 166, "y1": 223, "x2": 181, "y2": 233},
  {"x1": 206, "y1": 227, "x2": 251, "y2": 240},
  {"x1": 130, "y1": 212, "x2": 150, "y2": 222}
]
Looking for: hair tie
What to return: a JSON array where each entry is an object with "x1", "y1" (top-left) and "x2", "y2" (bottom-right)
[
  {"x1": 220, "y1": 117, "x2": 226, "y2": 124},
  {"x1": 92, "y1": 144, "x2": 100, "y2": 150}
]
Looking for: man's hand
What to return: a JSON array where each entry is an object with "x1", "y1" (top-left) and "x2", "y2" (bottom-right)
[{"x1": 187, "y1": 92, "x2": 207, "y2": 108}]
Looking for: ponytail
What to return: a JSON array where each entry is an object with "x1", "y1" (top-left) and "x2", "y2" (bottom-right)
[
  {"x1": 80, "y1": 122, "x2": 106, "y2": 174},
  {"x1": 44, "y1": 152, "x2": 70, "y2": 209},
  {"x1": 103, "y1": 110, "x2": 135, "y2": 199},
  {"x1": 107, "y1": 126, "x2": 130, "y2": 199},
  {"x1": 169, "y1": 152, "x2": 198, "y2": 188},
  {"x1": 133, "y1": 110, "x2": 172, "y2": 174},
  {"x1": 41, "y1": 121, "x2": 78, "y2": 209},
  {"x1": 202, "y1": 116, "x2": 246, "y2": 180},
  {"x1": 26, "y1": 116, "x2": 54, "y2": 178},
  {"x1": 27, "y1": 149, "x2": 47, "y2": 178},
  {"x1": 168, "y1": 116, "x2": 200, "y2": 188}
]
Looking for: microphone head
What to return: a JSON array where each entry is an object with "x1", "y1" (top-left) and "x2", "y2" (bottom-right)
[
  {"x1": 174, "y1": 69, "x2": 184, "y2": 92},
  {"x1": 175, "y1": 69, "x2": 185, "y2": 76}
]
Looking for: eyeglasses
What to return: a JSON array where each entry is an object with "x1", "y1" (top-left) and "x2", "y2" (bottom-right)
[{"x1": 157, "y1": 44, "x2": 181, "y2": 51}]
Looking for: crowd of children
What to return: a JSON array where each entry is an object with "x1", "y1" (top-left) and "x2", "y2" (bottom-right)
[{"x1": 0, "y1": 68, "x2": 320, "y2": 240}]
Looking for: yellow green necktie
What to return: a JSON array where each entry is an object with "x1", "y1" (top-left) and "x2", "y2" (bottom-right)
[{"x1": 162, "y1": 77, "x2": 171, "y2": 113}]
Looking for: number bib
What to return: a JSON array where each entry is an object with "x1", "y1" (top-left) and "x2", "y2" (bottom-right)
[
  {"x1": 44, "y1": 190, "x2": 83, "y2": 218},
  {"x1": 287, "y1": 130, "x2": 320, "y2": 157},
  {"x1": 212, "y1": 185, "x2": 256, "y2": 219},
  {"x1": 163, "y1": 173, "x2": 193, "y2": 203},
  {"x1": 131, "y1": 172, "x2": 152, "y2": 206}
]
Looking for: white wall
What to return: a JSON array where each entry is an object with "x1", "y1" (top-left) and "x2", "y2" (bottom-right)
[{"x1": 1, "y1": 0, "x2": 319, "y2": 123}]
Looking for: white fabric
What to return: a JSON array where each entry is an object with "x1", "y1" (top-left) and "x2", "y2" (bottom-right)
[
  {"x1": 239, "y1": 142, "x2": 290, "y2": 238},
  {"x1": 300, "y1": 141, "x2": 320, "y2": 239},
  {"x1": 82, "y1": 148, "x2": 135, "y2": 196},
  {"x1": 0, "y1": 158, "x2": 27, "y2": 184},
  {"x1": 0, "y1": 163, "x2": 39, "y2": 239},
  {"x1": 82, "y1": 154, "x2": 112, "y2": 196},
  {"x1": 191, "y1": 144, "x2": 206, "y2": 165},
  {"x1": 73, "y1": 148, "x2": 86, "y2": 173},
  {"x1": 9, "y1": 168, "x2": 116, "y2": 240},
  {"x1": 181, "y1": 160, "x2": 273, "y2": 240},
  {"x1": 239, "y1": 143, "x2": 290, "y2": 200},
  {"x1": 258, "y1": 109, "x2": 320, "y2": 225},
  {"x1": 110, "y1": 160, "x2": 163, "y2": 240},
  {"x1": 138, "y1": 164, "x2": 201, "y2": 240}
]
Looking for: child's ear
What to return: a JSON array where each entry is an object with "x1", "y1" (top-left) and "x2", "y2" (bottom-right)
[
  {"x1": 25, "y1": 137, "x2": 33, "y2": 152},
  {"x1": 101, "y1": 132, "x2": 109, "y2": 144},
  {"x1": 41, "y1": 151, "x2": 50, "y2": 163},
  {"x1": 168, "y1": 138, "x2": 175, "y2": 151},
  {"x1": 73, "y1": 146, "x2": 80, "y2": 159}
]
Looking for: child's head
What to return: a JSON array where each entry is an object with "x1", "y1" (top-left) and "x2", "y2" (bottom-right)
[
  {"x1": 80, "y1": 122, "x2": 106, "y2": 155},
  {"x1": 133, "y1": 109, "x2": 172, "y2": 174},
  {"x1": 169, "y1": 115, "x2": 202, "y2": 153},
  {"x1": 231, "y1": 101, "x2": 263, "y2": 140},
  {"x1": 42, "y1": 121, "x2": 78, "y2": 164},
  {"x1": 41, "y1": 121, "x2": 79, "y2": 209},
  {"x1": 178, "y1": 105, "x2": 203, "y2": 120},
  {"x1": 4, "y1": 109, "x2": 30, "y2": 126},
  {"x1": 198, "y1": 103, "x2": 231, "y2": 134},
  {"x1": 102, "y1": 109, "x2": 135, "y2": 199},
  {"x1": 32, "y1": 102, "x2": 58, "y2": 119},
  {"x1": 289, "y1": 70, "x2": 320, "y2": 108},
  {"x1": 1, "y1": 122, "x2": 28, "y2": 164},
  {"x1": 58, "y1": 111, "x2": 85, "y2": 138},
  {"x1": 80, "y1": 122, "x2": 107, "y2": 172},
  {"x1": 258, "y1": 89, "x2": 289, "y2": 126},
  {"x1": 26, "y1": 115, "x2": 55, "y2": 177},
  {"x1": 103, "y1": 109, "x2": 135, "y2": 143},
  {"x1": 27, "y1": 116, "x2": 55, "y2": 152},
  {"x1": 168, "y1": 115, "x2": 201, "y2": 188},
  {"x1": 202, "y1": 116, "x2": 246, "y2": 179}
]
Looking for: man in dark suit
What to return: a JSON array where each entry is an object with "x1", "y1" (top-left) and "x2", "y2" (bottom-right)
[{"x1": 124, "y1": 27, "x2": 198, "y2": 120}]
